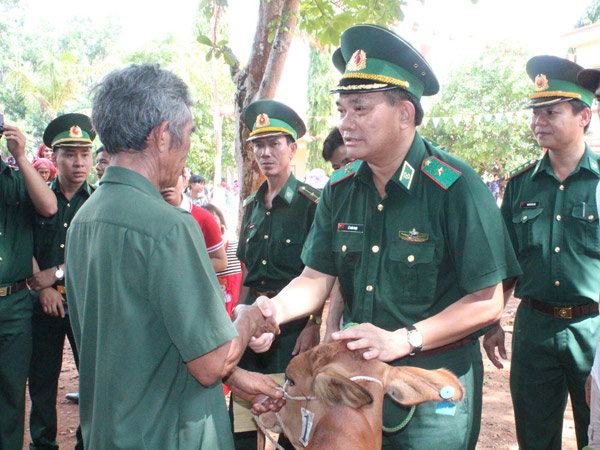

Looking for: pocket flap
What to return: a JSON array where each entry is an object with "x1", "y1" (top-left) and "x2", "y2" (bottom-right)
[{"x1": 512, "y1": 208, "x2": 543, "y2": 224}]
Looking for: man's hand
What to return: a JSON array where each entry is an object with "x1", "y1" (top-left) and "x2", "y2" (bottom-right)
[
  {"x1": 224, "y1": 367, "x2": 285, "y2": 415},
  {"x1": 331, "y1": 323, "x2": 407, "y2": 362},
  {"x1": 233, "y1": 302, "x2": 280, "y2": 337},
  {"x1": 28, "y1": 267, "x2": 58, "y2": 292},
  {"x1": 292, "y1": 320, "x2": 320, "y2": 356},
  {"x1": 2, "y1": 124, "x2": 27, "y2": 161},
  {"x1": 483, "y1": 323, "x2": 507, "y2": 369},
  {"x1": 248, "y1": 333, "x2": 275, "y2": 353},
  {"x1": 39, "y1": 287, "x2": 65, "y2": 318}
]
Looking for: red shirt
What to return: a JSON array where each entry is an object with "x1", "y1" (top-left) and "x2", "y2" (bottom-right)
[{"x1": 180, "y1": 196, "x2": 224, "y2": 253}]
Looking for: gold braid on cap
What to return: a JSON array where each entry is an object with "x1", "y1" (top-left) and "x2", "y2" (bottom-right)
[
  {"x1": 341, "y1": 72, "x2": 410, "y2": 89},
  {"x1": 530, "y1": 91, "x2": 582, "y2": 100}
]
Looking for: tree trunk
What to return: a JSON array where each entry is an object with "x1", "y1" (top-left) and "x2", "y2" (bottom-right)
[{"x1": 232, "y1": 0, "x2": 300, "y2": 233}]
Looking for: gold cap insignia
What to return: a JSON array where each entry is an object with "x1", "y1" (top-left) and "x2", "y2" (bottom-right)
[
  {"x1": 534, "y1": 74, "x2": 549, "y2": 92},
  {"x1": 256, "y1": 113, "x2": 270, "y2": 128},
  {"x1": 346, "y1": 50, "x2": 367, "y2": 71},
  {"x1": 69, "y1": 125, "x2": 82, "y2": 138}
]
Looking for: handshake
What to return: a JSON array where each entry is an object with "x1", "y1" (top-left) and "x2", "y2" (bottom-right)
[{"x1": 232, "y1": 296, "x2": 280, "y2": 354}]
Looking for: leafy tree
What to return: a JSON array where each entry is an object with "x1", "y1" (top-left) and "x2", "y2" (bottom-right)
[
  {"x1": 306, "y1": 46, "x2": 337, "y2": 172},
  {"x1": 421, "y1": 45, "x2": 539, "y2": 177},
  {"x1": 575, "y1": 0, "x2": 600, "y2": 27}
]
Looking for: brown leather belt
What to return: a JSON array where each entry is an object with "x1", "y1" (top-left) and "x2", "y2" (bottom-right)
[
  {"x1": 522, "y1": 296, "x2": 598, "y2": 319},
  {"x1": 250, "y1": 288, "x2": 279, "y2": 299},
  {"x1": 410, "y1": 338, "x2": 475, "y2": 359},
  {"x1": 55, "y1": 284, "x2": 67, "y2": 295},
  {"x1": 0, "y1": 279, "x2": 29, "y2": 297}
]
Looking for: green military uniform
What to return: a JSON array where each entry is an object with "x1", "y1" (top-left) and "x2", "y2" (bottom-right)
[
  {"x1": 0, "y1": 159, "x2": 35, "y2": 450},
  {"x1": 232, "y1": 100, "x2": 319, "y2": 449},
  {"x1": 65, "y1": 166, "x2": 238, "y2": 450},
  {"x1": 502, "y1": 55, "x2": 600, "y2": 450},
  {"x1": 301, "y1": 24, "x2": 521, "y2": 449},
  {"x1": 29, "y1": 178, "x2": 93, "y2": 450}
]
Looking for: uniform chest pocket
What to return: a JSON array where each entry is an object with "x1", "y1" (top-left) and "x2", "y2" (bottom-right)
[
  {"x1": 272, "y1": 230, "x2": 305, "y2": 272},
  {"x1": 571, "y1": 204, "x2": 600, "y2": 256},
  {"x1": 332, "y1": 232, "x2": 364, "y2": 286},
  {"x1": 511, "y1": 207, "x2": 544, "y2": 251},
  {"x1": 388, "y1": 240, "x2": 438, "y2": 302},
  {"x1": 33, "y1": 214, "x2": 59, "y2": 250}
]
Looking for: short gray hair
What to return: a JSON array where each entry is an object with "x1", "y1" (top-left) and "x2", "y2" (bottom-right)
[{"x1": 91, "y1": 64, "x2": 193, "y2": 155}]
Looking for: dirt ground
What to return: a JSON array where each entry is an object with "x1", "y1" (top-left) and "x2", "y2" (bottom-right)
[{"x1": 23, "y1": 297, "x2": 579, "y2": 449}]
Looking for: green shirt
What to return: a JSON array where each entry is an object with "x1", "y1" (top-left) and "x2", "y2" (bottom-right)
[
  {"x1": 237, "y1": 173, "x2": 320, "y2": 292},
  {"x1": 302, "y1": 132, "x2": 521, "y2": 332},
  {"x1": 501, "y1": 145, "x2": 600, "y2": 305},
  {"x1": 33, "y1": 178, "x2": 94, "y2": 271},
  {"x1": 65, "y1": 166, "x2": 238, "y2": 450},
  {"x1": 0, "y1": 159, "x2": 34, "y2": 327}
]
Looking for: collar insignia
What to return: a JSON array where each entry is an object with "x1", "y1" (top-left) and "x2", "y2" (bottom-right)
[
  {"x1": 346, "y1": 49, "x2": 367, "y2": 71},
  {"x1": 534, "y1": 74, "x2": 549, "y2": 92},
  {"x1": 69, "y1": 125, "x2": 82, "y2": 138},
  {"x1": 256, "y1": 113, "x2": 270, "y2": 128},
  {"x1": 399, "y1": 161, "x2": 415, "y2": 190}
]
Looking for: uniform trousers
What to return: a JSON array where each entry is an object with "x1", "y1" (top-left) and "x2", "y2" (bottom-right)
[
  {"x1": 511, "y1": 301, "x2": 600, "y2": 450},
  {"x1": 0, "y1": 290, "x2": 32, "y2": 450},
  {"x1": 382, "y1": 339, "x2": 483, "y2": 450},
  {"x1": 28, "y1": 302, "x2": 83, "y2": 450}
]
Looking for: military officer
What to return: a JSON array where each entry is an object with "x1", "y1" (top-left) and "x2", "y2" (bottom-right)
[
  {"x1": 0, "y1": 121, "x2": 57, "y2": 450},
  {"x1": 233, "y1": 99, "x2": 322, "y2": 449},
  {"x1": 578, "y1": 65, "x2": 600, "y2": 450},
  {"x1": 484, "y1": 56, "x2": 600, "y2": 450},
  {"x1": 26, "y1": 113, "x2": 96, "y2": 450},
  {"x1": 249, "y1": 24, "x2": 521, "y2": 449}
]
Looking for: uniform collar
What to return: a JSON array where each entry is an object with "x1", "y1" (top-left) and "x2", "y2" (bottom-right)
[
  {"x1": 354, "y1": 131, "x2": 424, "y2": 194},
  {"x1": 98, "y1": 166, "x2": 164, "y2": 201},
  {"x1": 531, "y1": 144, "x2": 600, "y2": 179},
  {"x1": 0, "y1": 159, "x2": 9, "y2": 174},
  {"x1": 257, "y1": 173, "x2": 298, "y2": 206},
  {"x1": 50, "y1": 177, "x2": 94, "y2": 199}
]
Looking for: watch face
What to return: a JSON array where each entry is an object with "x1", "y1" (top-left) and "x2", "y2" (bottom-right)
[
  {"x1": 409, "y1": 330, "x2": 423, "y2": 347},
  {"x1": 56, "y1": 268, "x2": 64, "y2": 279}
]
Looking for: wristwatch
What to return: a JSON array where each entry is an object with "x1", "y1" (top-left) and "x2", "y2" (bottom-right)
[
  {"x1": 55, "y1": 265, "x2": 64, "y2": 281},
  {"x1": 406, "y1": 325, "x2": 423, "y2": 355},
  {"x1": 308, "y1": 314, "x2": 322, "y2": 326}
]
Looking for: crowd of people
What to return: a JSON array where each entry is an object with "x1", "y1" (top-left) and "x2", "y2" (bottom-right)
[{"x1": 1, "y1": 22, "x2": 600, "y2": 450}]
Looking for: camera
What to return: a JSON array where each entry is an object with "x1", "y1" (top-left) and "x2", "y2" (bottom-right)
[{"x1": 0, "y1": 114, "x2": 4, "y2": 137}]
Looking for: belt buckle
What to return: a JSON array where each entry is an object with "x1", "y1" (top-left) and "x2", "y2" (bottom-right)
[
  {"x1": 0, "y1": 286, "x2": 7, "y2": 296},
  {"x1": 554, "y1": 306, "x2": 573, "y2": 319}
]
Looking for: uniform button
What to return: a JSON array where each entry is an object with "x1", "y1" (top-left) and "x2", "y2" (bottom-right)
[
  {"x1": 60, "y1": 244, "x2": 65, "y2": 249},
  {"x1": 0, "y1": 257, "x2": 2, "y2": 261},
  {"x1": 589, "y1": 215, "x2": 595, "y2": 220},
  {"x1": 341, "y1": 245, "x2": 347, "y2": 252},
  {"x1": 266, "y1": 211, "x2": 271, "y2": 216},
  {"x1": 67, "y1": 203, "x2": 71, "y2": 207},
  {"x1": 365, "y1": 285, "x2": 373, "y2": 292},
  {"x1": 260, "y1": 280, "x2": 265, "y2": 285},
  {"x1": 0, "y1": 232, "x2": 2, "y2": 236},
  {"x1": 246, "y1": 238, "x2": 250, "y2": 242},
  {"x1": 264, "y1": 235, "x2": 269, "y2": 240},
  {"x1": 285, "y1": 239, "x2": 291, "y2": 244},
  {"x1": 522, "y1": 216, "x2": 528, "y2": 221},
  {"x1": 554, "y1": 247, "x2": 560, "y2": 253},
  {"x1": 556, "y1": 215, "x2": 562, "y2": 221},
  {"x1": 377, "y1": 204, "x2": 384, "y2": 211},
  {"x1": 261, "y1": 260, "x2": 267, "y2": 265},
  {"x1": 63, "y1": 223, "x2": 68, "y2": 228},
  {"x1": 555, "y1": 281, "x2": 560, "y2": 286},
  {"x1": 559, "y1": 185, "x2": 565, "y2": 191},
  {"x1": 407, "y1": 255, "x2": 415, "y2": 262},
  {"x1": 372, "y1": 245, "x2": 380, "y2": 253}
]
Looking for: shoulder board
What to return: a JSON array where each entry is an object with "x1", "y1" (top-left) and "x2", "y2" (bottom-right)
[
  {"x1": 423, "y1": 137, "x2": 446, "y2": 151},
  {"x1": 330, "y1": 160, "x2": 362, "y2": 186},
  {"x1": 589, "y1": 155, "x2": 600, "y2": 176},
  {"x1": 421, "y1": 156, "x2": 462, "y2": 190},
  {"x1": 90, "y1": 184, "x2": 97, "y2": 193},
  {"x1": 242, "y1": 192, "x2": 256, "y2": 208},
  {"x1": 298, "y1": 184, "x2": 320, "y2": 204},
  {"x1": 506, "y1": 159, "x2": 538, "y2": 180}
]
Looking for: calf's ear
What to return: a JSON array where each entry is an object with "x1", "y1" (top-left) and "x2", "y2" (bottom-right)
[
  {"x1": 385, "y1": 366, "x2": 464, "y2": 406},
  {"x1": 313, "y1": 371, "x2": 373, "y2": 409}
]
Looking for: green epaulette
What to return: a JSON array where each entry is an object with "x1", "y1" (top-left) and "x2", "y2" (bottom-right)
[
  {"x1": 506, "y1": 159, "x2": 538, "y2": 180},
  {"x1": 242, "y1": 192, "x2": 256, "y2": 208},
  {"x1": 588, "y1": 155, "x2": 600, "y2": 176},
  {"x1": 298, "y1": 184, "x2": 321, "y2": 204},
  {"x1": 423, "y1": 137, "x2": 446, "y2": 151},
  {"x1": 330, "y1": 159, "x2": 362, "y2": 185},
  {"x1": 421, "y1": 156, "x2": 462, "y2": 190}
]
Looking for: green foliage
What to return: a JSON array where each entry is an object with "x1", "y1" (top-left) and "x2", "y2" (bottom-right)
[
  {"x1": 575, "y1": 0, "x2": 600, "y2": 27},
  {"x1": 306, "y1": 46, "x2": 337, "y2": 172},
  {"x1": 421, "y1": 45, "x2": 539, "y2": 176}
]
